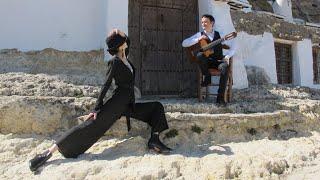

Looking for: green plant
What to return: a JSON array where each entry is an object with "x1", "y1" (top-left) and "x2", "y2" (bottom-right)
[
  {"x1": 165, "y1": 129, "x2": 178, "y2": 138},
  {"x1": 191, "y1": 125, "x2": 203, "y2": 134},
  {"x1": 75, "y1": 90, "x2": 84, "y2": 98}
]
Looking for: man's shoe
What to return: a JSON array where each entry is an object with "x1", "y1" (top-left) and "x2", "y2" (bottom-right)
[
  {"x1": 148, "y1": 138, "x2": 172, "y2": 154},
  {"x1": 216, "y1": 95, "x2": 227, "y2": 107},
  {"x1": 29, "y1": 150, "x2": 52, "y2": 172},
  {"x1": 216, "y1": 101, "x2": 227, "y2": 107}
]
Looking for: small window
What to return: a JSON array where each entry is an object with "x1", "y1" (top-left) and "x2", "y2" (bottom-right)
[
  {"x1": 275, "y1": 42, "x2": 293, "y2": 84},
  {"x1": 313, "y1": 46, "x2": 320, "y2": 84}
]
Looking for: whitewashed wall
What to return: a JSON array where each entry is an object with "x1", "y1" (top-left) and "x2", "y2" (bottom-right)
[
  {"x1": 104, "y1": 0, "x2": 128, "y2": 61},
  {"x1": 272, "y1": 0, "x2": 293, "y2": 22},
  {"x1": 0, "y1": 0, "x2": 106, "y2": 51},
  {"x1": 239, "y1": 32, "x2": 278, "y2": 84},
  {"x1": 292, "y1": 40, "x2": 301, "y2": 85},
  {"x1": 293, "y1": 39, "x2": 314, "y2": 87}
]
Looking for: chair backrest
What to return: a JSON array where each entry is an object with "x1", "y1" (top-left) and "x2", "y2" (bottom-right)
[{"x1": 208, "y1": 68, "x2": 221, "y2": 75}]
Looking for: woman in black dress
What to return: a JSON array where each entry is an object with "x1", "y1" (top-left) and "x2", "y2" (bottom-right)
[{"x1": 29, "y1": 29, "x2": 172, "y2": 172}]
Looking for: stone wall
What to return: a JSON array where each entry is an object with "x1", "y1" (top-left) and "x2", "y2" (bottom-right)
[
  {"x1": 230, "y1": 10, "x2": 320, "y2": 44},
  {"x1": 0, "y1": 48, "x2": 106, "y2": 85},
  {"x1": 247, "y1": 0, "x2": 273, "y2": 12},
  {"x1": 292, "y1": 0, "x2": 320, "y2": 23}
]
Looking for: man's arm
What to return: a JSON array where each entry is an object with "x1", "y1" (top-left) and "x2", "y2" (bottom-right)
[
  {"x1": 94, "y1": 60, "x2": 115, "y2": 112},
  {"x1": 182, "y1": 32, "x2": 202, "y2": 47}
]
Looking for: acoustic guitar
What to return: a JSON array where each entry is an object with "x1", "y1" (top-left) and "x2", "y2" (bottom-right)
[{"x1": 187, "y1": 32, "x2": 237, "y2": 62}]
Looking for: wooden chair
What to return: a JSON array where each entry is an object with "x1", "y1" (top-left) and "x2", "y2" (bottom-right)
[{"x1": 198, "y1": 45, "x2": 233, "y2": 102}]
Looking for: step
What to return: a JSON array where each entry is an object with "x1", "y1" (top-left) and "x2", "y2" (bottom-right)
[{"x1": 1, "y1": 95, "x2": 320, "y2": 136}]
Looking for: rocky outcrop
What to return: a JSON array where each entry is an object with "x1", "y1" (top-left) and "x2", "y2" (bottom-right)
[
  {"x1": 245, "y1": 65, "x2": 272, "y2": 85},
  {"x1": 0, "y1": 48, "x2": 106, "y2": 85},
  {"x1": 0, "y1": 72, "x2": 101, "y2": 97},
  {"x1": 1, "y1": 73, "x2": 320, "y2": 179},
  {"x1": 1, "y1": 130, "x2": 320, "y2": 179},
  {"x1": 292, "y1": 0, "x2": 320, "y2": 24},
  {"x1": 1, "y1": 73, "x2": 320, "y2": 140},
  {"x1": 0, "y1": 96, "x2": 96, "y2": 134},
  {"x1": 247, "y1": 0, "x2": 274, "y2": 12}
]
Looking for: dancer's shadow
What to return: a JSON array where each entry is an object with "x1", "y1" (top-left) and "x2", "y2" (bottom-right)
[
  {"x1": 46, "y1": 136, "x2": 148, "y2": 167},
  {"x1": 45, "y1": 136, "x2": 234, "y2": 172},
  {"x1": 171, "y1": 143, "x2": 234, "y2": 157}
]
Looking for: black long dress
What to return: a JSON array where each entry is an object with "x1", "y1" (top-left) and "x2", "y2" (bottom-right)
[{"x1": 55, "y1": 57, "x2": 169, "y2": 158}]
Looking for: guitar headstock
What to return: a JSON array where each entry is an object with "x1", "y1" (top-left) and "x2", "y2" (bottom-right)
[{"x1": 224, "y1": 32, "x2": 237, "y2": 40}]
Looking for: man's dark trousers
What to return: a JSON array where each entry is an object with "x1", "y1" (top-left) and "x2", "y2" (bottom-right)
[{"x1": 196, "y1": 52, "x2": 229, "y2": 101}]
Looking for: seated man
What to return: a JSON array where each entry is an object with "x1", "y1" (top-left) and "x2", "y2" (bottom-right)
[{"x1": 182, "y1": 14, "x2": 235, "y2": 105}]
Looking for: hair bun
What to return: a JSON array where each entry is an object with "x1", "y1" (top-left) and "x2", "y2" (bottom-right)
[{"x1": 106, "y1": 33, "x2": 127, "y2": 55}]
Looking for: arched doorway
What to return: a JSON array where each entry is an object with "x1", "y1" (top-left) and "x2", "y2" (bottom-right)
[{"x1": 128, "y1": 0, "x2": 199, "y2": 97}]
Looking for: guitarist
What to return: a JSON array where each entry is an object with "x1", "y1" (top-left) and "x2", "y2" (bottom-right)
[{"x1": 182, "y1": 14, "x2": 236, "y2": 105}]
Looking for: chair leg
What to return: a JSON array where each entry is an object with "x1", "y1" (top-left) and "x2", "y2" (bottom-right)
[
  {"x1": 228, "y1": 76, "x2": 233, "y2": 102},
  {"x1": 205, "y1": 86, "x2": 209, "y2": 101},
  {"x1": 227, "y1": 70, "x2": 233, "y2": 102},
  {"x1": 224, "y1": 85, "x2": 228, "y2": 103},
  {"x1": 198, "y1": 71, "x2": 203, "y2": 102},
  {"x1": 226, "y1": 79, "x2": 231, "y2": 102}
]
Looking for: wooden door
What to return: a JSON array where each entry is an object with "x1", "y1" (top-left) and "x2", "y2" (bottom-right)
[
  {"x1": 128, "y1": 0, "x2": 198, "y2": 97},
  {"x1": 274, "y1": 42, "x2": 292, "y2": 84}
]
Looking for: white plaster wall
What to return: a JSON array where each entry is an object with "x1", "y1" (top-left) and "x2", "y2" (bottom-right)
[
  {"x1": 272, "y1": 0, "x2": 293, "y2": 22},
  {"x1": 0, "y1": 0, "x2": 106, "y2": 51},
  {"x1": 198, "y1": 0, "x2": 235, "y2": 34},
  {"x1": 237, "y1": 32, "x2": 278, "y2": 84},
  {"x1": 293, "y1": 39, "x2": 314, "y2": 87},
  {"x1": 211, "y1": 1, "x2": 248, "y2": 89},
  {"x1": 239, "y1": 0, "x2": 249, "y2": 3},
  {"x1": 198, "y1": 0, "x2": 213, "y2": 20},
  {"x1": 292, "y1": 41, "x2": 301, "y2": 85},
  {"x1": 104, "y1": 0, "x2": 128, "y2": 61},
  {"x1": 210, "y1": 1, "x2": 236, "y2": 33}
]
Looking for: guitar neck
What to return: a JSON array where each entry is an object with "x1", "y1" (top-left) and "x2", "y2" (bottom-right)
[{"x1": 202, "y1": 38, "x2": 225, "y2": 51}]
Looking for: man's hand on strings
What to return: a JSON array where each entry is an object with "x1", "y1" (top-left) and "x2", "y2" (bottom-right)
[{"x1": 198, "y1": 35, "x2": 208, "y2": 42}]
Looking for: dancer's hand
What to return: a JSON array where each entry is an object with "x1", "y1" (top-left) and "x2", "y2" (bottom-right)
[
  {"x1": 110, "y1": 29, "x2": 126, "y2": 37},
  {"x1": 86, "y1": 112, "x2": 97, "y2": 121},
  {"x1": 116, "y1": 29, "x2": 126, "y2": 37}
]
